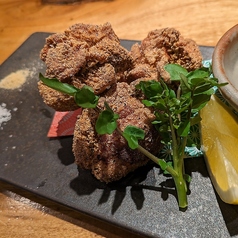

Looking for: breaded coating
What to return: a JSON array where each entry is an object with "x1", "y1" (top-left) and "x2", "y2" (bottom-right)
[
  {"x1": 73, "y1": 83, "x2": 161, "y2": 183},
  {"x1": 38, "y1": 81, "x2": 79, "y2": 111},
  {"x1": 127, "y1": 28, "x2": 202, "y2": 83},
  {"x1": 38, "y1": 22, "x2": 133, "y2": 111}
]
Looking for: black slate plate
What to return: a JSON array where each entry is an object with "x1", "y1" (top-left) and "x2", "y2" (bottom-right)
[{"x1": 0, "y1": 32, "x2": 238, "y2": 238}]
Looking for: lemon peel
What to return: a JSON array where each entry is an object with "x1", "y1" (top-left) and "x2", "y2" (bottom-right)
[{"x1": 200, "y1": 94, "x2": 238, "y2": 204}]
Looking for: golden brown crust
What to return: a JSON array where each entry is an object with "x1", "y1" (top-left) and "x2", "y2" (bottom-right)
[
  {"x1": 75, "y1": 63, "x2": 117, "y2": 94},
  {"x1": 39, "y1": 22, "x2": 133, "y2": 111},
  {"x1": 38, "y1": 81, "x2": 79, "y2": 111},
  {"x1": 73, "y1": 83, "x2": 161, "y2": 183},
  {"x1": 128, "y1": 27, "x2": 203, "y2": 83}
]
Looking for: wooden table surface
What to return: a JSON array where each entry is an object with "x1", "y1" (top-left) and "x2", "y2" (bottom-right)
[{"x1": 0, "y1": 0, "x2": 238, "y2": 237}]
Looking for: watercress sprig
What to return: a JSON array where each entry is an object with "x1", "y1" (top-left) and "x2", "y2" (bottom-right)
[
  {"x1": 96, "y1": 102, "x2": 119, "y2": 134},
  {"x1": 136, "y1": 64, "x2": 227, "y2": 208}
]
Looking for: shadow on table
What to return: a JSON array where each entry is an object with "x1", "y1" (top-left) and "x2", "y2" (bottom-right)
[
  {"x1": 214, "y1": 191, "x2": 238, "y2": 236},
  {"x1": 70, "y1": 156, "x2": 210, "y2": 215}
]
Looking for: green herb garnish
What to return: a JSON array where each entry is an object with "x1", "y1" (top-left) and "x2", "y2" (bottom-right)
[
  {"x1": 39, "y1": 73, "x2": 99, "y2": 108},
  {"x1": 96, "y1": 102, "x2": 119, "y2": 134}
]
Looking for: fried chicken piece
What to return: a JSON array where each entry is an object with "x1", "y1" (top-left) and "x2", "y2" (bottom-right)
[
  {"x1": 127, "y1": 28, "x2": 202, "y2": 83},
  {"x1": 38, "y1": 22, "x2": 133, "y2": 111},
  {"x1": 73, "y1": 82, "x2": 161, "y2": 183}
]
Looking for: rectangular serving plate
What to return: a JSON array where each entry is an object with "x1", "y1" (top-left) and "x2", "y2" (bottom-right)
[{"x1": 0, "y1": 32, "x2": 237, "y2": 238}]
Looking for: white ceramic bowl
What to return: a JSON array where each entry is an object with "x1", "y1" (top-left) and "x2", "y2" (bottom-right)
[{"x1": 212, "y1": 24, "x2": 238, "y2": 111}]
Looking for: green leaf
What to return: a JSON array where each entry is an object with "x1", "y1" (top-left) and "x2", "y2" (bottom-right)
[
  {"x1": 192, "y1": 94, "x2": 212, "y2": 112},
  {"x1": 187, "y1": 68, "x2": 209, "y2": 81},
  {"x1": 177, "y1": 120, "x2": 190, "y2": 137},
  {"x1": 184, "y1": 174, "x2": 191, "y2": 183},
  {"x1": 217, "y1": 82, "x2": 229, "y2": 87},
  {"x1": 142, "y1": 99, "x2": 156, "y2": 107},
  {"x1": 193, "y1": 83, "x2": 214, "y2": 95},
  {"x1": 189, "y1": 77, "x2": 205, "y2": 87},
  {"x1": 95, "y1": 109, "x2": 119, "y2": 134},
  {"x1": 169, "y1": 89, "x2": 176, "y2": 99},
  {"x1": 180, "y1": 78, "x2": 191, "y2": 94},
  {"x1": 39, "y1": 73, "x2": 78, "y2": 95},
  {"x1": 180, "y1": 74, "x2": 191, "y2": 91},
  {"x1": 123, "y1": 126, "x2": 145, "y2": 149},
  {"x1": 164, "y1": 64, "x2": 188, "y2": 81},
  {"x1": 74, "y1": 86, "x2": 99, "y2": 108},
  {"x1": 136, "y1": 80, "x2": 163, "y2": 98}
]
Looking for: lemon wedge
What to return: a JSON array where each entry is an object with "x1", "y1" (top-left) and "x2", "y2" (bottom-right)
[{"x1": 200, "y1": 94, "x2": 238, "y2": 204}]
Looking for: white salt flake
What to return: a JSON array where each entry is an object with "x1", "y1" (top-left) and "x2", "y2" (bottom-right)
[{"x1": 0, "y1": 103, "x2": 11, "y2": 127}]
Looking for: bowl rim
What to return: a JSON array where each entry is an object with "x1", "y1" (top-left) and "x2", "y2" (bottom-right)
[{"x1": 212, "y1": 24, "x2": 238, "y2": 111}]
